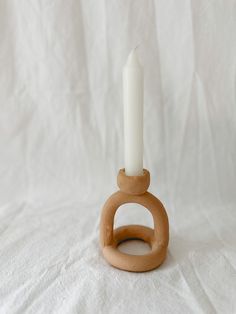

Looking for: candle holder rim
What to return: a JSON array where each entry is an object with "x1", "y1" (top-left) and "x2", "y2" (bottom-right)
[{"x1": 119, "y1": 168, "x2": 149, "y2": 177}]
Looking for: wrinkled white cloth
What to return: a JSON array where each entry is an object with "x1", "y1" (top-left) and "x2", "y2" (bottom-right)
[{"x1": 0, "y1": 1, "x2": 236, "y2": 313}]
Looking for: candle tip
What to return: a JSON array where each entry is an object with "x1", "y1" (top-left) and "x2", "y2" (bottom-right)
[{"x1": 126, "y1": 49, "x2": 141, "y2": 67}]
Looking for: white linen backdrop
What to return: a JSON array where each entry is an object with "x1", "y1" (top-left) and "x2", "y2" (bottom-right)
[{"x1": 0, "y1": 1, "x2": 235, "y2": 313}]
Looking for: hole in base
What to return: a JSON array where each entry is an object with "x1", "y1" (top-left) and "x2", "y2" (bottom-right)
[{"x1": 118, "y1": 238, "x2": 151, "y2": 255}]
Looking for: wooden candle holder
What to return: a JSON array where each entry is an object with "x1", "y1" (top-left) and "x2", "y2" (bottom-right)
[{"x1": 100, "y1": 169, "x2": 169, "y2": 272}]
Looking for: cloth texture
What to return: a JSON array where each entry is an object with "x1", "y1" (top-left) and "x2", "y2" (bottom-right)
[{"x1": 0, "y1": 1, "x2": 236, "y2": 313}]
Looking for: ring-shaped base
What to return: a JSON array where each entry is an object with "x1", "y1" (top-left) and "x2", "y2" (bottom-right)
[{"x1": 102, "y1": 224, "x2": 167, "y2": 272}]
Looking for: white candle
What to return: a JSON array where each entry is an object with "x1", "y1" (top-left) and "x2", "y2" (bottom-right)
[{"x1": 123, "y1": 49, "x2": 143, "y2": 176}]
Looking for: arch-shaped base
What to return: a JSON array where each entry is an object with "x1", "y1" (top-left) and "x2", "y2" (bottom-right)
[{"x1": 100, "y1": 190, "x2": 169, "y2": 272}]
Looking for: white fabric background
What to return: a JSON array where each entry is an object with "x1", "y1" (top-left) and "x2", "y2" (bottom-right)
[{"x1": 0, "y1": 1, "x2": 236, "y2": 313}]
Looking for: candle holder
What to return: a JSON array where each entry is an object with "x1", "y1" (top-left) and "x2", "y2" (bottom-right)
[{"x1": 100, "y1": 169, "x2": 169, "y2": 272}]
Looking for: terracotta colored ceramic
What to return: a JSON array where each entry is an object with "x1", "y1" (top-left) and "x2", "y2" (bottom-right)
[{"x1": 100, "y1": 169, "x2": 169, "y2": 272}]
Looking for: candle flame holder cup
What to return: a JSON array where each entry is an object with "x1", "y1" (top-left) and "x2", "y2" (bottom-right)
[{"x1": 100, "y1": 169, "x2": 169, "y2": 272}]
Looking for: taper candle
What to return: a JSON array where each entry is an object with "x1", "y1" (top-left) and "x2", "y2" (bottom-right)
[{"x1": 123, "y1": 49, "x2": 143, "y2": 176}]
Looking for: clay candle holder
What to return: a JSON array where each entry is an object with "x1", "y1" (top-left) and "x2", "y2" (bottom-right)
[{"x1": 100, "y1": 169, "x2": 169, "y2": 272}]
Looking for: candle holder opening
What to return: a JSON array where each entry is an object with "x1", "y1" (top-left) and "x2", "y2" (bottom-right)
[{"x1": 118, "y1": 238, "x2": 151, "y2": 255}]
